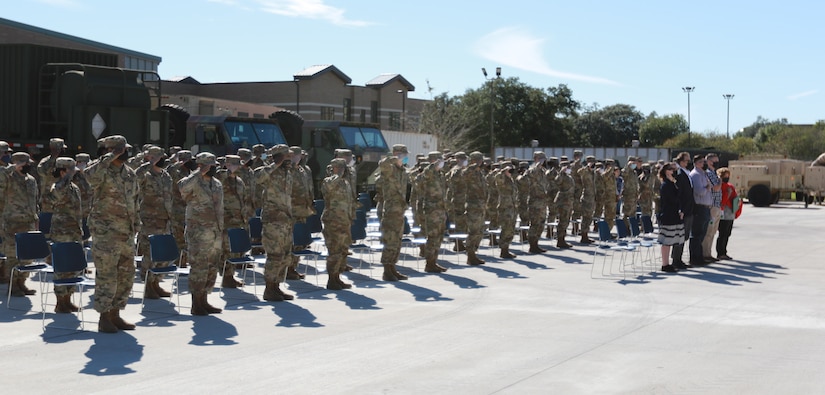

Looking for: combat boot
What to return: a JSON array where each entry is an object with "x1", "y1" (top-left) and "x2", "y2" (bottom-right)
[
  {"x1": 467, "y1": 251, "x2": 485, "y2": 266},
  {"x1": 390, "y1": 264, "x2": 408, "y2": 280},
  {"x1": 190, "y1": 292, "x2": 209, "y2": 315},
  {"x1": 326, "y1": 271, "x2": 343, "y2": 290},
  {"x1": 274, "y1": 284, "x2": 295, "y2": 300},
  {"x1": 453, "y1": 239, "x2": 466, "y2": 252},
  {"x1": 528, "y1": 240, "x2": 546, "y2": 254},
  {"x1": 579, "y1": 231, "x2": 594, "y2": 244},
  {"x1": 221, "y1": 272, "x2": 243, "y2": 288},
  {"x1": 98, "y1": 310, "x2": 118, "y2": 333},
  {"x1": 10, "y1": 278, "x2": 36, "y2": 297},
  {"x1": 202, "y1": 293, "x2": 223, "y2": 314},
  {"x1": 499, "y1": 245, "x2": 517, "y2": 259},
  {"x1": 336, "y1": 272, "x2": 352, "y2": 289},
  {"x1": 263, "y1": 281, "x2": 285, "y2": 301},
  {"x1": 152, "y1": 278, "x2": 172, "y2": 297},
  {"x1": 110, "y1": 309, "x2": 136, "y2": 330},
  {"x1": 144, "y1": 278, "x2": 161, "y2": 300},
  {"x1": 556, "y1": 233, "x2": 573, "y2": 249},
  {"x1": 424, "y1": 258, "x2": 447, "y2": 273},
  {"x1": 286, "y1": 265, "x2": 305, "y2": 280},
  {"x1": 382, "y1": 264, "x2": 399, "y2": 281},
  {"x1": 55, "y1": 294, "x2": 80, "y2": 313}
]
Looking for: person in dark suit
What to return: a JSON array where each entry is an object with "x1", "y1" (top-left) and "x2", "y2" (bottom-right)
[{"x1": 670, "y1": 152, "x2": 694, "y2": 269}]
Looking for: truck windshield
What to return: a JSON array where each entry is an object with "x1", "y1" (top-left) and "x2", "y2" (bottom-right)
[
  {"x1": 340, "y1": 126, "x2": 388, "y2": 151},
  {"x1": 224, "y1": 121, "x2": 287, "y2": 148}
]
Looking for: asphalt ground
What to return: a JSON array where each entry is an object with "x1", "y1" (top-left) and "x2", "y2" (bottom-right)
[{"x1": 1, "y1": 201, "x2": 823, "y2": 394}]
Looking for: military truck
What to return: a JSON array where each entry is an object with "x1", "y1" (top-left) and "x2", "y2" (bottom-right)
[{"x1": 729, "y1": 157, "x2": 808, "y2": 207}]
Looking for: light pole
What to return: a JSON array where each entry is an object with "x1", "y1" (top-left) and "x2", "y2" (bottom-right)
[
  {"x1": 723, "y1": 94, "x2": 735, "y2": 139},
  {"x1": 682, "y1": 86, "x2": 695, "y2": 146},
  {"x1": 482, "y1": 67, "x2": 501, "y2": 158},
  {"x1": 396, "y1": 89, "x2": 406, "y2": 131}
]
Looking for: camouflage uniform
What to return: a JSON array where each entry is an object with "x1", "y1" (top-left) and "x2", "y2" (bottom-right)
[
  {"x1": 85, "y1": 136, "x2": 140, "y2": 315},
  {"x1": 408, "y1": 160, "x2": 426, "y2": 230},
  {"x1": 178, "y1": 153, "x2": 224, "y2": 300},
  {"x1": 577, "y1": 157, "x2": 597, "y2": 243},
  {"x1": 516, "y1": 161, "x2": 530, "y2": 226},
  {"x1": 168, "y1": 150, "x2": 194, "y2": 266},
  {"x1": 523, "y1": 152, "x2": 548, "y2": 252},
  {"x1": 289, "y1": 147, "x2": 315, "y2": 277},
  {"x1": 36, "y1": 138, "x2": 66, "y2": 211},
  {"x1": 463, "y1": 152, "x2": 488, "y2": 264},
  {"x1": 378, "y1": 147, "x2": 409, "y2": 271},
  {"x1": 42, "y1": 158, "x2": 83, "y2": 299},
  {"x1": 570, "y1": 151, "x2": 584, "y2": 224},
  {"x1": 485, "y1": 165, "x2": 500, "y2": 230},
  {"x1": 600, "y1": 161, "x2": 618, "y2": 230},
  {"x1": 2, "y1": 153, "x2": 40, "y2": 293},
  {"x1": 593, "y1": 163, "x2": 606, "y2": 223},
  {"x1": 135, "y1": 147, "x2": 173, "y2": 285},
  {"x1": 445, "y1": 152, "x2": 467, "y2": 234},
  {"x1": 257, "y1": 145, "x2": 294, "y2": 300},
  {"x1": 544, "y1": 158, "x2": 560, "y2": 237},
  {"x1": 74, "y1": 153, "x2": 93, "y2": 240},
  {"x1": 496, "y1": 165, "x2": 518, "y2": 258},
  {"x1": 420, "y1": 152, "x2": 448, "y2": 272},
  {"x1": 638, "y1": 165, "x2": 655, "y2": 217},
  {"x1": 216, "y1": 156, "x2": 252, "y2": 258},
  {"x1": 321, "y1": 159, "x2": 355, "y2": 289},
  {"x1": 621, "y1": 157, "x2": 640, "y2": 222},
  {"x1": 0, "y1": 142, "x2": 11, "y2": 278},
  {"x1": 554, "y1": 164, "x2": 575, "y2": 248}
]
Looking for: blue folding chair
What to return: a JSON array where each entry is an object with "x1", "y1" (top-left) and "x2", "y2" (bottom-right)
[
  {"x1": 222, "y1": 228, "x2": 262, "y2": 298},
  {"x1": 7, "y1": 231, "x2": 51, "y2": 308},
  {"x1": 42, "y1": 241, "x2": 94, "y2": 331},
  {"x1": 591, "y1": 221, "x2": 636, "y2": 279},
  {"x1": 248, "y1": 216, "x2": 263, "y2": 250},
  {"x1": 142, "y1": 234, "x2": 188, "y2": 313},
  {"x1": 38, "y1": 212, "x2": 53, "y2": 239},
  {"x1": 293, "y1": 222, "x2": 325, "y2": 284}
]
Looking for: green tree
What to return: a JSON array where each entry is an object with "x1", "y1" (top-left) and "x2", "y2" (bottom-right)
[
  {"x1": 575, "y1": 104, "x2": 643, "y2": 146},
  {"x1": 418, "y1": 93, "x2": 480, "y2": 152},
  {"x1": 639, "y1": 112, "x2": 687, "y2": 147}
]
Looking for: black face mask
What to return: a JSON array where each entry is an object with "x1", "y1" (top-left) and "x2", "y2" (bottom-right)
[
  {"x1": 702, "y1": 163, "x2": 708, "y2": 171},
  {"x1": 20, "y1": 164, "x2": 32, "y2": 174},
  {"x1": 244, "y1": 159, "x2": 255, "y2": 168},
  {"x1": 156, "y1": 158, "x2": 168, "y2": 168},
  {"x1": 184, "y1": 160, "x2": 198, "y2": 171},
  {"x1": 205, "y1": 166, "x2": 217, "y2": 177},
  {"x1": 0, "y1": 154, "x2": 10, "y2": 164},
  {"x1": 722, "y1": 177, "x2": 730, "y2": 183}
]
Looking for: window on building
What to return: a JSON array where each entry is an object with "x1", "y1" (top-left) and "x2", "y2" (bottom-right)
[
  {"x1": 360, "y1": 109, "x2": 366, "y2": 123},
  {"x1": 389, "y1": 113, "x2": 400, "y2": 130},
  {"x1": 343, "y1": 98, "x2": 352, "y2": 122},
  {"x1": 321, "y1": 107, "x2": 335, "y2": 120},
  {"x1": 370, "y1": 101, "x2": 378, "y2": 124}
]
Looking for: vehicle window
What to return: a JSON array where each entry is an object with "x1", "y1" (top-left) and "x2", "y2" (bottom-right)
[
  {"x1": 340, "y1": 126, "x2": 388, "y2": 150},
  {"x1": 224, "y1": 121, "x2": 255, "y2": 148},
  {"x1": 358, "y1": 127, "x2": 389, "y2": 150},
  {"x1": 252, "y1": 122, "x2": 287, "y2": 146}
]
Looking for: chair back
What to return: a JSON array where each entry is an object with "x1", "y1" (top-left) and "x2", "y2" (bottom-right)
[
  {"x1": 148, "y1": 234, "x2": 180, "y2": 264},
  {"x1": 293, "y1": 221, "x2": 314, "y2": 246},
  {"x1": 615, "y1": 218, "x2": 630, "y2": 239},
  {"x1": 248, "y1": 217, "x2": 263, "y2": 239},
  {"x1": 50, "y1": 241, "x2": 88, "y2": 274},
  {"x1": 314, "y1": 199, "x2": 325, "y2": 217},
  {"x1": 403, "y1": 217, "x2": 411, "y2": 235},
  {"x1": 227, "y1": 228, "x2": 252, "y2": 254},
  {"x1": 597, "y1": 221, "x2": 612, "y2": 242},
  {"x1": 358, "y1": 192, "x2": 371, "y2": 210},
  {"x1": 38, "y1": 212, "x2": 53, "y2": 235},
  {"x1": 15, "y1": 231, "x2": 51, "y2": 261},
  {"x1": 351, "y1": 219, "x2": 367, "y2": 241},
  {"x1": 355, "y1": 208, "x2": 367, "y2": 224},
  {"x1": 628, "y1": 216, "x2": 642, "y2": 238},
  {"x1": 641, "y1": 215, "x2": 655, "y2": 234}
]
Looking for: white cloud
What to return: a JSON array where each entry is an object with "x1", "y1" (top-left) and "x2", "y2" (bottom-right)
[
  {"x1": 254, "y1": 0, "x2": 371, "y2": 27},
  {"x1": 474, "y1": 27, "x2": 619, "y2": 86},
  {"x1": 787, "y1": 90, "x2": 817, "y2": 100}
]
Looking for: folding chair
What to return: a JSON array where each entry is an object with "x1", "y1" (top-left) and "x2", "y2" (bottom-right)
[
  {"x1": 615, "y1": 218, "x2": 644, "y2": 277},
  {"x1": 42, "y1": 241, "x2": 94, "y2": 331},
  {"x1": 349, "y1": 217, "x2": 377, "y2": 277},
  {"x1": 221, "y1": 228, "x2": 262, "y2": 298},
  {"x1": 38, "y1": 212, "x2": 53, "y2": 240},
  {"x1": 248, "y1": 216, "x2": 263, "y2": 251},
  {"x1": 7, "y1": 231, "x2": 52, "y2": 309},
  {"x1": 591, "y1": 221, "x2": 637, "y2": 279},
  {"x1": 142, "y1": 234, "x2": 189, "y2": 313},
  {"x1": 293, "y1": 221, "x2": 325, "y2": 284},
  {"x1": 628, "y1": 216, "x2": 659, "y2": 270}
]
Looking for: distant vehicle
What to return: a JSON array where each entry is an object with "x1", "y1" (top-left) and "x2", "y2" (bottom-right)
[
  {"x1": 728, "y1": 156, "x2": 823, "y2": 207},
  {"x1": 165, "y1": 111, "x2": 289, "y2": 157}
]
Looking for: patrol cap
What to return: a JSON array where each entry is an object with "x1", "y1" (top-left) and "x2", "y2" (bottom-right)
[
  {"x1": 560, "y1": 155, "x2": 569, "y2": 162},
  {"x1": 0, "y1": 141, "x2": 11, "y2": 153},
  {"x1": 427, "y1": 151, "x2": 443, "y2": 161},
  {"x1": 269, "y1": 144, "x2": 289, "y2": 156},
  {"x1": 573, "y1": 149, "x2": 583, "y2": 156},
  {"x1": 548, "y1": 156, "x2": 559, "y2": 164},
  {"x1": 50, "y1": 137, "x2": 67, "y2": 149},
  {"x1": 169, "y1": 146, "x2": 182, "y2": 155},
  {"x1": 55, "y1": 157, "x2": 78, "y2": 170},
  {"x1": 533, "y1": 151, "x2": 546, "y2": 159},
  {"x1": 146, "y1": 146, "x2": 165, "y2": 157},
  {"x1": 560, "y1": 160, "x2": 570, "y2": 166},
  {"x1": 519, "y1": 161, "x2": 529, "y2": 168},
  {"x1": 11, "y1": 152, "x2": 31, "y2": 164},
  {"x1": 502, "y1": 163, "x2": 514, "y2": 171},
  {"x1": 75, "y1": 153, "x2": 90, "y2": 163},
  {"x1": 177, "y1": 150, "x2": 193, "y2": 161},
  {"x1": 103, "y1": 135, "x2": 127, "y2": 148},
  {"x1": 628, "y1": 155, "x2": 637, "y2": 162},
  {"x1": 335, "y1": 149, "x2": 353, "y2": 157},
  {"x1": 252, "y1": 144, "x2": 265, "y2": 155},
  {"x1": 195, "y1": 152, "x2": 218, "y2": 166},
  {"x1": 642, "y1": 163, "x2": 651, "y2": 169},
  {"x1": 225, "y1": 155, "x2": 241, "y2": 166},
  {"x1": 330, "y1": 158, "x2": 348, "y2": 168},
  {"x1": 585, "y1": 155, "x2": 596, "y2": 163},
  {"x1": 237, "y1": 148, "x2": 252, "y2": 160},
  {"x1": 454, "y1": 151, "x2": 467, "y2": 160},
  {"x1": 606, "y1": 158, "x2": 615, "y2": 164},
  {"x1": 469, "y1": 151, "x2": 484, "y2": 161},
  {"x1": 392, "y1": 144, "x2": 408, "y2": 154},
  {"x1": 289, "y1": 146, "x2": 303, "y2": 155}
]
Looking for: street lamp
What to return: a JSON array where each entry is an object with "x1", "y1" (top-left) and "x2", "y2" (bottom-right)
[
  {"x1": 482, "y1": 67, "x2": 501, "y2": 158},
  {"x1": 723, "y1": 94, "x2": 735, "y2": 139},
  {"x1": 682, "y1": 86, "x2": 695, "y2": 146},
  {"x1": 396, "y1": 89, "x2": 406, "y2": 131}
]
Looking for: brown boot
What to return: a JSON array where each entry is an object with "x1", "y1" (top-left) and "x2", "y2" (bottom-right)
[
  {"x1": 382, "y1": 264, "x2": 399, "y2": 281},
  {"x1": 274, "y1": 284, "x2": 295, "y2": 300},
  {"x1": 144, "y1": 279, "x2": 161, "y2": 300},
  {"x1": 55, "y1": 294, "x2": 80, "y2": 313},
  {"x1": 499, "y1": 245, "x2": 517, "y2": 259},
  {"x1": 152, "y1": 278, "x2": 172, "y2": 297},
  {"x1": 452, "y1": 239, "x2": 466, "y2": 252},
  {"x1": 579, "y1": 232, "x2": 594, "y2": 244},
  {"x1": 424, "y1": 258, "x2": 447, "y2": 273},
  {"x1": 221, "y1": 273, "x2": 243, "y2": 288},
  {"x1": 110, "y1": 309, "x2": 136, "y2": 330},
  {"x1": 10, "y1": 278, "x2": 36, "y2": 297},
  {"x1": 528, "y1": 240, "x2": 546, "y2": 254},
  {"x1": 557, "y1": 233, "x2": 573, "y2": 249},
  {"x1": 467, "y1": 251, "x2": 485, "y2": 266},
  {"x1": 336, "y1": 272, "x2": 352, "y2": 289},
  {"x1": 98, "y1": 310, "x2": 119, "y2": 333},
  {"x1": 202, "y1": 293, "x2": 222, "y2": 314},
  {"x1": 390, "y1": 264, "x2": 408, "y2": 280},
  {"x1": 263, "y1": 281, "x2": 286, "y2": 301},
  {"x1": 326, "y1": 271, "x2": 343, "y2": 290},
  {"x1": 190, "y1": 292, "x2": 209, "y2": 315},
  {"x1": 286, "y1": 266, "x2": 305, "y2": 280}
]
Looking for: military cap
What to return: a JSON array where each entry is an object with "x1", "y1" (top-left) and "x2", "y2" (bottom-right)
[
  {"x1": 442, "y1": 149, "x2": 452, "y2": 155},
  {"x1": 335, "y1": 149, "x2": 353, "y2": 157},
  {"x1": 560, "y1": 155, "x2": 569, "y2": 161},
  {"x1": 392, "y1": 144, "x2": 408, "y2": 153},
  {"x1": 252, "y1": 144, "x2": 266, "y2": 155},
  {"x1": 548, "y1": 156, "x2": 559, "y2": 164},
  {"x1": 96, "y1": 138, "x2": 106, "y2": 148},
  {"x1": 49, "y1": 138, "x2": 67, "y2": 149},
  {"x1": 55, "y1": 157, "x2": 78, "y2": 170},
  {"x1": 225, "y1": 155, "x2": 241, "y2": 166},
  {"x1": 496, "y1": 155, "x2": 505, "y2": 161},
  {"x1": 502, "y1": 162, "x2": 515, "y2": 170},
  {"x1": 11, "y1": 152, "x2": 30, "y2": 163},
  {"x1": 453, "y1": 151, "x2": 467, "y2": 160},
  {"x1": 491, "y1": 162, "x2": 501, "y2": 169},
  {"x1": 146, "y1": 145, "x2": 165, "y2": 156},
  {"x1": 269, "y1": 144, "x2": 289, "y2": 156},
  {"x1": 0, "y1": 141, "x2": 11, "y2": 153},
  {"x1": 519, "y1": 161, "x2": 529, "y2": 168},
  {"x1": 103, "y1": 135, "x2": 127, "y2": 148},
  {"x1": 606, "y1": 158, "x2": 615, "y2": 163},
  {"x1": 642, "y1": 163, "x2": 651, "y2": 169},
  {"x1": 330, "y1": 158, "x2": 348, "y2": 168},
  {"x1": 177, "y1": 150, "x2": 193, "y2": 161},
  {"x1": 595, "y1": 162, "x2": 605, "y2": 168},
  {"x1": 585, "y1": 155, "x2": 596, "y2": 162},
  {"x1": 427, "y1": 151, "x2": 443, "y2": 161},
  {"x1": 195, "y1": 152, "x2": 217, "y2": 166},
  {"x1": 469, "y1": 151, "x2": 484, "y2": 161},
  {"x1": 533, "y1": 151, "x2": 546, "y2": 158},
  {"x1": 169, "y1": 146, "x2": 182, "y2": 153},
  {"x1": 75, "y1": 153, "x2": 90, "y2": 163},
  {"x1": 289, "y1": 146, "x2": 302, "y2": 155},
  {"x1": 560, "y1": 160, "x2": 570, "y2": 166},
  {"x1": 237, "y1": 148, "x2": 252, "y2": 160},
  {"x1": 628, "y1": 155, "x2": 637, "y2": 161}
]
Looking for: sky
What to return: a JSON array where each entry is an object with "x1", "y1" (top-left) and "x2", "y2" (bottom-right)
[{"x1": 7, "y1": 0, "x2": 825, "y2": 138}]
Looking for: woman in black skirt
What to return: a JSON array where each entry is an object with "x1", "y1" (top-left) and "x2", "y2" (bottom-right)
[{"x1": 657, "y1": 163, "x2": 684, "y2": 272}]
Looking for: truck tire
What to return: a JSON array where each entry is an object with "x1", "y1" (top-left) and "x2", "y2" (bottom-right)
[
  {"x1": 160, "y1": 104, "x2": 190, "y2": 148},
  {"x1": 269, "y1": 110, "x2": 304, "y2": 145},
  {"x1": 747, "y1": 184, "x2": 772, "y2": 207}
]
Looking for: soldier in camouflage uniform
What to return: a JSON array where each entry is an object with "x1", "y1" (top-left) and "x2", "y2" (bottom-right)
[
  {"x1": 446, "y1": 151, "x2": 467, "y2": 251},
  {"x1": 178, "y1": 152, "x2": 225, "y2": 315},
  {"x1": 214, "y1": 154, "x2": 251, "y2": 288},
  {"x1": 516, "y1": 161, "x2": 530, "y2": 228},
  {"x1": 601, "y1": 159, "x2": 618, "y2": 231},
  {"x1": 569, "y1": 150, "x2": 584, "y2": 235},
  {"x1": 3, "y1": 152, "x2": 40, "y2": 297},
  {"x1": 0, "y1": 141, "x2": 12, "y2": 282},
  {"x1": 638, "y1": 163, "x2": 655, "y2": 217},
  {"x1": 85, "y1": 135, "x2": 140, "y2": 333},
  {"x1": 288, "y1": 146, "x2": 315, "y2": 280},
  {"x1": 249, "y1": 144, "x2": 267, "y2": 170},
  {"x1": 74, "y1": 153, "x2": 93, "y2": 241},
  {"x1": 378, "y1": 144, "x2": 410, "y2": 281},
  {"x1": 168, "y1": 150, "x2": 195, "y2": 268},
  {"x1": 42, "y1": 157, "x2": 84, "y2": 312},
  {"x1": 135, "y1": 146, "x2": 174, "y2": 299},
  {"x1": 592, "y1": 162, "x2": 606, "y2": 232},
  {"x1": 257, "y1": 145, "x2": 295, "y2": 301},
  {"x1": 496, "y1": 163, "x2": 518, "y2": 259},
  {"x1": 36, "y1": 138, "x2": 66, "y2": 211},
  {"x1": 463, "y1": 151, "x2": 488, "y2": 265},
  {"x1": 485, "y1": 161, "x2": 500, "y2": 235},
  {"x1": 621, "y1": 156, "x2": 640, "y2": 227},
  {"x1": 524, "y1": 151, "x2": 548, "y2": 254},
  {"x1": 420, "y1": 151, "x2": 448, "y2": 273},
  {"x1": 335, "y1": 149, "x2": 359, "y2": 271},
  {"x1": 544, "y1": 157, "x2": 560, "y2": 239},
  {"x1": 577, "y1": 156, "x2": 597, "y2": 244},
  {"x1": 322, "y1": 158, "x2": 355, "y2": 289},
  {"x1": 555, "y1": 161, "x2": 575, "y2": 248}
]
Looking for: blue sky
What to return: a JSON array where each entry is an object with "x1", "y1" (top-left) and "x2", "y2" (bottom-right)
[{"x1": 8, "y1": 0, "x2": 825, "y2": 137}]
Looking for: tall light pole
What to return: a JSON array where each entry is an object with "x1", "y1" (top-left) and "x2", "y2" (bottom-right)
[
  {"x1": 396, "y1": 89, "x2": 406, "y2": 131},
  {"x1": 723, "y1": 94, "x2": 735, "y2": 139},
  {"x1": 482, "y1": 67, "x2": 501, "y2": 158},
  {"x1": 682, "y1": 86, "x2": 695, "y2": 146}
]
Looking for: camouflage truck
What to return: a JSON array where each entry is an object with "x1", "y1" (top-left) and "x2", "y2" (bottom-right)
[{"x1": 729, "y1": 157, "x2": 808, "y2": 207}]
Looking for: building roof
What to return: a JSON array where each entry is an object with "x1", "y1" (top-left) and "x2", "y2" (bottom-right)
[
  {"x1": 293, "y1": 64, "x2": 352, "y2": 83},
  {"x1": 365, "y1": 73, "x2": 415, "y2": 91},
  {"x1": 168, "y1": 76, "x2": 201, "y2": 84},
  {"x1": 0, "y1": 17, "x2": 161, "y2": 63}
]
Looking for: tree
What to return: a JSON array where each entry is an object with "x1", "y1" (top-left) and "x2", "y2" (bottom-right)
[
  {"x1": 639, "y1": 112, "x2": 687, "y2": 147},
  {"x1": 418, "y1": 93, "x2": 480, "y2": 152},
  {"x1": 575, "y1": 104, "x2": 643, "y2": 146}
]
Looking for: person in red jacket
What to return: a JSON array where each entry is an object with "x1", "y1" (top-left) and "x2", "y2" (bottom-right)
[{"x1": 716, "y1": 167, "x2": 740, "y2": 260}]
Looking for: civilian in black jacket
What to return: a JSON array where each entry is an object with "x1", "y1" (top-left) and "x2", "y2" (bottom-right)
[
  {"x1": 670, "y1": 152, "x2": 694, "y2": 268},
  {"x1": 657, "y1": 163, "x2": 684, "y2": 272}
]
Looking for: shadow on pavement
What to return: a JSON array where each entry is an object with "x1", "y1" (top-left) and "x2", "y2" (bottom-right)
[
  {"x1": 80, "y1": 332, "x2": 144, "y2": 375},
  {"x1": 271, "y1": 302, "x2": 324, "y2": 328},
  {"x1": 388, "y1": 280, "x2": 454, "y2": 302},
  {"x1": 189, "y1": 315, "x2": 238, "y2": 346}
]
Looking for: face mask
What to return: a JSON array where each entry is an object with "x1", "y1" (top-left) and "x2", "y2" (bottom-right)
[
  {"x1": 205, "y1": 166, "x2": 217, "y2": 177},
  {"x1": 401, "y1": 156, "x2": 409, "y2": 166},
  {"x1": 565, "y1": 168, "x2": 572, "y2": 175},
  {"x1": 244, "y1": 159, "x2": 254, "y2": 167},
  {"x1": 260, "y1": 153, "x2": 268, "y2": 160},
  {"x1": 702, "y1": 163, "x2": 708, "y2": 171},
  {"x1": 630, "y1": 163, "x2": 637, "y2": 170},
  {"x1": 722, "y1": 177, "x2": 730, "y2": 183},
  {"x1": 156, "y1": 158, "x2": 167, "y2": 168},
  {"x1": 436, "y1": 160, "x2": 444, "y2": 170},
  {"x1": 0, "y1": 154, "x2": 9, "y2": 164},
  {"x1": 21, "y1": 164, "x2": 32, "y2": 174},
  {"x1": 77, "y1": 163, "x2": 87, "y2": 171},
  {"x1": 184, "y1": 160, "x2": 198, "y2": 171}
]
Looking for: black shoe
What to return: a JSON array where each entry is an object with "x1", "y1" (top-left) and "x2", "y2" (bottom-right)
[
  {"x1": 673, "y1": 261, "x2": 688, "y2": 270},
  {"x1": 718, "y1": 254, "x2": 732, "y2": 260},
  {"x1": 690, "y1": 260, "x2": 706, "y2": 267},
  {"x1": 661, "y1": 265, "x2": 678, "y2": 273},
  {"x1": 703, "y1": 257, "x2": 716, "y2": 264}
]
